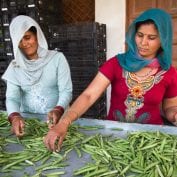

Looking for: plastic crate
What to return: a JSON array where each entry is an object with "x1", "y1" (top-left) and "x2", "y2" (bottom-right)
[
  {"x1": 0, "y1": 61, "x2": 8, "y2": 74},
  {"x1": 0, "y1": 79, "x2": 6, "y2": 100},
  {"x1": 1, "y1": 0, "x2": 8, "y2": 11},
  {"x1": 0, "y1": 99, "x2": 6, "y2": 110},
  {"x1": 48, "y1": 23, "x2": 105, "y2": 40},
  {"x1": 82, "y1": 94, "x2": 107, "y2": 119},
  {"x1": 48, "y1": 23, "x2": 106, "y2": 44},
  {"x1": 2, "y1": 26, "x2": 11, "y2": 41},
  {"x1": 0, "y1": 80, "x2": 6, "y2": 104},
  {"x1": 0, "y1": 87, "x2": 6, "y2": 98}
]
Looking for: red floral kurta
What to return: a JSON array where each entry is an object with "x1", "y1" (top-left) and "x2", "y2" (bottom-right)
[{"x1": 99, "y1": 56, "x2": 177, "y2": 125}]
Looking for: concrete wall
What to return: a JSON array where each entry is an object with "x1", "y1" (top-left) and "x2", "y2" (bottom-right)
[{"x1": 95, "y1": 0, "x2": 126, "y2": 112}]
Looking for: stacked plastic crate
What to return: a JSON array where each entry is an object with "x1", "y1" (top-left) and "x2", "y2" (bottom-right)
[
  {"x1": 0, "y1": 0, "x2": 62, "y2": 110},
  {"x1": 48, "y1": 22, "x2": 107, "y2": 119},
  {"x1": 0, "y1": 0, "x2": 10, "y2": 109}
]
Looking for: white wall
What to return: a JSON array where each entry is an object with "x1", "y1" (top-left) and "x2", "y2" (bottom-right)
[{"x1": 95, "y1": 0, "x2": 126, "y2": 112}]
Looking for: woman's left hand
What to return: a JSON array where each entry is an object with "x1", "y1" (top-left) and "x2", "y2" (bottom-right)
[
  {"x1": 47, "y1": 109, "x2": 63, "y2": 129},
  {"x1": 44, "y1": 119, "x2": 70, "y2": 151},
  {"x1": 173, "y1": 113, "x2": 177, "y2": 126}
]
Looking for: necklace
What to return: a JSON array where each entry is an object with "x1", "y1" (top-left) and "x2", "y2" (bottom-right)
[{"x1": 134, "y1": 68, "x2": 154, "y2": 78}]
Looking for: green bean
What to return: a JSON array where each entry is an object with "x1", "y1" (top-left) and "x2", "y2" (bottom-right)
[
  {"x1": 74, "y1": 164, "x2": 98, "y2": 175},
  {"x1": 74, "y1": 146, "x2": 82, "y2": 158},
  {"x1": 156, "y1": 164, "x2": 164, "y2": 177},
  {"x1": 78, "y1": 125, "x2": 105, "y2": 130},
  {"x1": 44, "y1": 171, "x2": 65, "y2": 176},
  {"x1": 120, "y1": 164, "x2": 131, "y2": 175},
  {"x1": 98, "y1": 170, "x2": 118, "y2": 176},
  {"x1": 84, "y1": 168, "x2": 109, "y2": 177},
  {"x1": 2, "y1": 156, "x2": 32, "y2": 170},
  {"x1": 110, "y1": 127, "x2": 124, "y2": 131}
]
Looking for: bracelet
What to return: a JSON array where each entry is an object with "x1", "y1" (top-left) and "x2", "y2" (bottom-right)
[
  {"x1": 65, "y1": 109, "x2": 79, "y2": 119},
  {"x1": 60, "y1": 109, "x2": 79, "y2": 126},
  {"x1": 8, "y1": 112, "x2": 21, "y2": 124},
  {"x1": 53, "y1": 106, "x2": 64, "y2": 114},
  {"x1": 61, "y1": 116, "x2": 72, "y2": 126}
]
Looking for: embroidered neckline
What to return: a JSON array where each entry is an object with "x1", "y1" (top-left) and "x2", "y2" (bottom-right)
[
  {"x1": 133, "y1": 68, "x2": 154, "y2": 78},
  {"x1": 122, "y1": 69, "x2": 166, "y2": 122}
]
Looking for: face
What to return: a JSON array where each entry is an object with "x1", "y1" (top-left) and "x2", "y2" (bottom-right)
[
  {"x1": 135, "y1": 23, "x2": 161, "y2": 59},
  {"x1": 19, "y1": 31, "x2": 38, "y2": 60}
]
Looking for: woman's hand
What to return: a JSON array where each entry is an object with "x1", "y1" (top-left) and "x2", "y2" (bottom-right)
[
  {"x1": 47, "y1": 106, "x2": 64, "y2": 129},
  {"x1": 44, "y1": 118, "x2": 70, "y2": 152},
  {"x1": 11, "y1": 116, "x2": 25, "y2": 137},
  {"x1": 172, "y1": 112, "x2": 177, "y2": 126},
  {"x1": 164, "y1": 105, "x2": 177, "y2": 126}
]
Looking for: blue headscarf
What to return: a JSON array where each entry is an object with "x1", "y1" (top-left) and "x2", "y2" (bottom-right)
[{"x1": 117, "y1": 8, "x2": 173, "y2": 72}]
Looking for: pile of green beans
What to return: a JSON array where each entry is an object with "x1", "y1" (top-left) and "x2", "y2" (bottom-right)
[
  {"x1": 0, "y1": 112, "x2": 86, "y2": 176},
  {"x1": 74, "y1": 131, "x2": 177, "y2": 177},
  {"x1": 1, "y1": 112, "x2": 177, "y2": 177},
  {"x1": 0, "y1": 112, "x2": 11, "y2": 136}
]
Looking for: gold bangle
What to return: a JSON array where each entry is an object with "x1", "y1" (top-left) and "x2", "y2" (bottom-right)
[
  {"x1": 61, "y1": 116, "x2": 72, "y2": 126},
  {"x1": 66, "y1": 109, "x2": 79, "y2": 119},
  {"x1": 61, "y1": 109, "x2": 79, "y2": 126}
]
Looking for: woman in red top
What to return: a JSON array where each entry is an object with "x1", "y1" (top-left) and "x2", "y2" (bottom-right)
[{"x1": 44, "y1": 8, "x2": 177, "y2": 151}]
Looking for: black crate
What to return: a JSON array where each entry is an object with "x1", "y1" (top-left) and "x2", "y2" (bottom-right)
[
  {"x1": 4, "y1": 41, "x2": 13, "y2": 56},
  {"x1": 48, "y1": 22, "x2": 107, "y2": 119},
  {"x1": 0, "y1": 0, "x2": 63, "y2": 61},
  {"x1": 2, "y1": 26, "x2": 10, "y2": 40},
  {"x1": 1, "y1": 0, "x2": 8, "y2": 11},
  {"x1": 48, "y1": 22, "x2": 106, "y2": 52},
  {"x1": 0, "y1": 61, "x2": 8, "y2": 74},
  {"x1": 0, "y1": 79, "x2": 6, "y2": 99},
  {"x1": 0, "y1": 41, "x2": 5, "y2": 54},
  {"x1": 0, "y1": 87, "x2": 6, "y2": 98},
  {"x1": 82, "y1": 94, "x2": 107, "y2": 119},
  {"x1": 0, "y1": 99, "x2": 6, "y2": 110},
  {"x1": 49, "y1": 39, "x2": 98, "y2": 52},
  {"x1": 48, "y1": 22, "x2": 106, "y2": 38},
  {"x1": 9, "y1": 0, "x2": 18, "y2": 9},
  {"x1": 1, "y1": 12, "x2": 10, "y2": 26}
]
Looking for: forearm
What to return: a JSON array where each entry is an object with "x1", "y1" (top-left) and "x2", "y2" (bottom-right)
[
  {"x1": 61, "y1": 92, "x2": 97, "y2": 124},
  {"x1": 6, "y1": 98, "x2": 21, "y2": 115},
  {"x1": 59, "y1": 72, "x2": 110, "y2": 126},
  {"x1": 6, "y1": 81, "x2": 21, "y2": 115}
]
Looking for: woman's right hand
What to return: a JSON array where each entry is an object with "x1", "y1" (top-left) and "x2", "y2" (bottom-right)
[
  {"x1": 44, "y1": 118, "x2": 71, "y2": 152},
  {"x1": 11, "y1": 116, "x2": 25, "y2": 137}
]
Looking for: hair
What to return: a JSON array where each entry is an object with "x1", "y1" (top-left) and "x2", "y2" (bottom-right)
[
  {"x1": 135, "y1": 19, "x2": 157, "y2": 32},
  {"x1": 28, "y1": 26, "x2": 37, "y2": 34}
]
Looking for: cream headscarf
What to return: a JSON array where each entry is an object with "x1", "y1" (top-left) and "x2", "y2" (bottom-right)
[{"x1": 2, "y1": 15, "x2": 58, "y2": 86}]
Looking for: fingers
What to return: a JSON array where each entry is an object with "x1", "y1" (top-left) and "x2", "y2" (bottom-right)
[
  {"x1": 44, "y1": 133, "x2": 60, "y2": 152},
  {"x1": 11, "y1": 118, "x2": 25, "y2": 137},
  {"x1": 12, "y1": 125, "x2": 24, "y2": 137},
  {"x1": 52, "y1": 113, "x2": 59, "y2": 125},
  {"x1": 18, "y1": 119, "x2": 25, "y2": 136},
  {"x1": 44, "y1": 119, "x2": 68, "y2": 152},
  {"x1": 44, "y1": 130, "x2": 65, "y2": 152},
  {"x1": 47, "y1": 111, "x2": 60, "y2": 129},
  {"x1": 173, "y1": 117, "x2": 177, "y2": 126},
  {"x1": 58, "y1": 136, "x2": 64, "y2": 151},
  {"x1": 47, "y1": 112, "x2": 54, "y2": 129}
]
